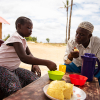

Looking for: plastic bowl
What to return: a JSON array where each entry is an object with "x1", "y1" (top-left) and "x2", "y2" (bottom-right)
[
  {"x1": 48, "y1": 70, "x2": 64, "y2": 80},
  {"x1": 69, "y1": 74, "x2": 88, "y2": 86}
]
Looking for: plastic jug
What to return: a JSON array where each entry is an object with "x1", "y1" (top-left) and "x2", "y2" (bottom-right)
[{"x1": 81, "y1": 53, "x2": 100, "y2": 81}]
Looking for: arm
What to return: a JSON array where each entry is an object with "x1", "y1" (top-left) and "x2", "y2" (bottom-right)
[
  {"x1": 64, "y1": 40, "x2": 79, "y2": 64},
  {"x1": 26, "y1": 46, "x2": 41, "y2": 77},
  {"x1": 26, "y1": 46, "x2": 32, "y2": 55},
  {"x1": 13, "y1": 42, "x2": 57, "y2": 71}
]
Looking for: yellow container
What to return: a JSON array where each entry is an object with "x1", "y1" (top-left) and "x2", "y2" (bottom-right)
[{"x1": 59, "y1": 65, "x2": 66, "y2": 73}]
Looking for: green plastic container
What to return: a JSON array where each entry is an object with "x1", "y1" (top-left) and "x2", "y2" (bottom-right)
[{"x1": 48, "y1": 70, "x2": 65, "y2": 80}]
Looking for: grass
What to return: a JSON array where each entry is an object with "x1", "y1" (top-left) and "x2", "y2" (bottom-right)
[
  {"x1": 28, "y1": 41, "x2": 67, "y2": 47},
  {"x1": 44, "y1": 43, "x2": 67, "y2": 47}
]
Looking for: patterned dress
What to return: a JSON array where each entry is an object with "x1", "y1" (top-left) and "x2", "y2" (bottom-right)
[{"x1": 0, "y1": 66, "x2": 39, "y2": 97}]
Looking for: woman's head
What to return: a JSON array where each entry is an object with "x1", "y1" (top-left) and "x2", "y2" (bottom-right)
[
  {"x1": 15, "y1": 16, "x2": 33, "y2": 37},
  {"x1": 75, "y1": 21, "x2": 94, "y2": 47}
]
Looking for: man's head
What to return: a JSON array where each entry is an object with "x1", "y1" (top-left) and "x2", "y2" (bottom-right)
[
  {"x1": 75, "y1": 21, "x2": 94, "y2": 47},
  {"x1": 15, "y1": 16, "x2": 33, "y2": 37}
]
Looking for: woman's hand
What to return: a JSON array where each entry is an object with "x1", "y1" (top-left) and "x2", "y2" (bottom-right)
[{"x1": 31, "y1": 65, "x2": 41, "y2": 77}]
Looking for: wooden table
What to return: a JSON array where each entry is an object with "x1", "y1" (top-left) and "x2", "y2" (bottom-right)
[{"x1": 3, "y1": 72, "x2": 100, "y2": 100}]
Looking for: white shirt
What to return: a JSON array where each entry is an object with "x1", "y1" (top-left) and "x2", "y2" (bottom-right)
[
  {"x1": 0, "y1": 32, "x2": 27, "y2": 71},
  {"x1": 64, "y1": 36, "x2": 100, "y2": 67}
]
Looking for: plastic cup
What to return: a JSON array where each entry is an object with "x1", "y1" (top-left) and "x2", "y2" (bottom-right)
[{"x1": 59, "y1": 65, "x2": 66, "y2": 73}]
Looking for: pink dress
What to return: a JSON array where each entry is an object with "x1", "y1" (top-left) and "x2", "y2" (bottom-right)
[{"x1": 0, "y1": 31, "x2": 27, "y2": 71}]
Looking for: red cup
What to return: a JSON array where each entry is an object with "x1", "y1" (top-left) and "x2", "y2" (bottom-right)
[{"x1": 69, "y1": 74, "x2": 88, "y2": 86}]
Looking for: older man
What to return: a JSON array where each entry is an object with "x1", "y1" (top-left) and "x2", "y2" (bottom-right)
[{"x1": 64, "y1": 21, "x2": 100, "y2": 85}]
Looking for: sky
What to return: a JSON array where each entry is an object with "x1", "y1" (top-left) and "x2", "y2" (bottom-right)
[{"x1": 0, "y1": 0, "x2": 100, "y2": 43}]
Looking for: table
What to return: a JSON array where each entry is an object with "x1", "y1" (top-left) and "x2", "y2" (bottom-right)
[
  {"x1": 63, "y1": 73, "x2": 100, "y2": 100},
  {"x1": 3, "y1": 72, "x2": 100, "y2": 100}
]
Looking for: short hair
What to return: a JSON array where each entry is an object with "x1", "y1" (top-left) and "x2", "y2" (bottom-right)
[
  {"x1": 78, "y1": 21, "x2": 94, "y2": 34},
  {"x1": 15, "y1": 16, "x2": 32, "y2": 29}
]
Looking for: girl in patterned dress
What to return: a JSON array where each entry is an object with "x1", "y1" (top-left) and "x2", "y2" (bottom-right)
[{"x1": 0, "y1": 16, "x2": 57, "y2": 99}]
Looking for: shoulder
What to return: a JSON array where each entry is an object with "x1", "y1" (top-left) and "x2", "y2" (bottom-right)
[
  {"x1": 68, "y1": 36, "x2": 76, "y2": 45},
  {"x1": 91, "y1": 36, "x2": 100, "y2": 44},
  {"x1": 66, "y1": 36, "x2": 77, "y2": 49},
  {"x1": 5, "y1": 32, "x2": 26, "y2": 44},
  {"x1": 90, "y1": 36, "x2": 100, "y2": 50}
]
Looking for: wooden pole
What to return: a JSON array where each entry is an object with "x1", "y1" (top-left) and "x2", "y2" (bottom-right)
[
  {"x1": 68, "y1": 0, "x2": 73, "y2": 40},
  {"x1": 0, "y1": 23, "x2": 2, "y2": 39}
]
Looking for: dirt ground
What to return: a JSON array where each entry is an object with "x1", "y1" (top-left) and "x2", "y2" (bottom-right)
[{"x1": 19, "y1": 42, "x2": 66, "y2": 76}]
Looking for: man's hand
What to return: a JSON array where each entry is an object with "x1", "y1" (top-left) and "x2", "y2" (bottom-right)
[
  {"x1": 70, "y1": 51, "x2": 79, "y2": 58},
  {"x1": 68, "y1": 50, "x2": 79, "y2": 61},
  {"x1": 31, "y1": 65, "x2": 41, "y2": 77}
]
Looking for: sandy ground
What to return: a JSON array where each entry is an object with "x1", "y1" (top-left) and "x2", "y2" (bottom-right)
[{"x1": 19, "y1": 42, "x2": 66, "y2": 76}]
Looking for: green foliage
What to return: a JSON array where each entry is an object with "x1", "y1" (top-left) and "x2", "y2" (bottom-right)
[
  {"x1": 46, "y1": 38, "x2": 50, "y2": 43},
  {"x1": 3, "y1": 34, "x2": 37, "y2": 42},
  {"x1": 25, "y1": 36, "x2": 37, "y2": 42},
  {"x1": 67, "y1": 0, "x2": 69, "y2": 6},
  {"x1": 3, "y1": 34, "x2": 10, "y2": 41}
]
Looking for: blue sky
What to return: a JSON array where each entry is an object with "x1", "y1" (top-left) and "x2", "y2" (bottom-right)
[{"x1": 0, "y1": 0, "x2": 100, "y2": 43}]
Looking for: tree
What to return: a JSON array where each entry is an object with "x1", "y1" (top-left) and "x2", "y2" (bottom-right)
[
  {"x1": 46, "y1": 38, "x2": 50, "y2": 43},
  {"x1": 68, "y1": 0, "x2": 73, "y2": 40},
  {"x1": 25, "y1": 36, "x2": 37, "y2": 42},
  {"x1": 60, "y1": 0, "x2": 70, "y2": 43},
  {"x1": 60, "y1": 0, "x2": 75, "y2": 43},
  {"x1": 32, "y1": 37, "x2": 37, "y2": 42}
]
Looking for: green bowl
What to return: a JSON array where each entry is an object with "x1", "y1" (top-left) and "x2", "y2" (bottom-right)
[{"x1": 48, "y1": 70, "x2": 65, "y2": 80}]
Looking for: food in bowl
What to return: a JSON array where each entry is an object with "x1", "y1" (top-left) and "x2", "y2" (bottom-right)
[
  {"x1": 48, "y1": 70, "x2": 64, "y2": 80},
  {"x1": 47, "y1": 80, "x2": 73, "y2": 100},
  {"x1": 69, "y1": 74, "x2": 88, "y2": 86}
]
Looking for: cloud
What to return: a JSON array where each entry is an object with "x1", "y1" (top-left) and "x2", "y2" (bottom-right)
[{"x1": 0, "y1": 0, "x2": 100, "y2": 43}]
